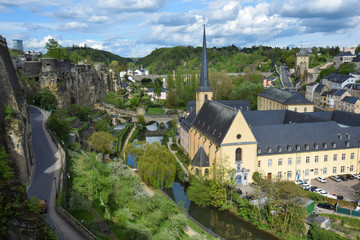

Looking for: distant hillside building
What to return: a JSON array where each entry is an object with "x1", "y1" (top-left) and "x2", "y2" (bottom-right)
[
  {"x1": 333, "y1": 52, "x2": 356, "y2": 69},
  {"x1": 258, "y1": 87, "x2": 314, "y2": 112},
  {"x1": 295, "y1": 48, "x2": 309, "y2": 80},
  {"x1": 322, "y1": 73, "x2": 356, "y2": 89},
  {"x1": 352, "y1": 55, "x2": 360, "y2": 71},
  {"x1": 12, "y1": 39, "x2": 23, "y2": 51},
  {"x1": 341, "y1": 96, "x2": 360, "y2": 113}
]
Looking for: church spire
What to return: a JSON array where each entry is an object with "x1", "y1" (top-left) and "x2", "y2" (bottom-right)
[{"x1": 197, "y1": 25, "x2": 213, "y2": 92}]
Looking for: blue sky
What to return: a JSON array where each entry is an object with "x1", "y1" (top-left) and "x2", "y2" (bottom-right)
[{"x1": 1, "y1": 0, "x2": 360, "y2": 57}]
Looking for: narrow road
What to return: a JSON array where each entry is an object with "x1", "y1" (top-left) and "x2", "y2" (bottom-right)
[
  {"x1": 167, "y1": 138, "x2": 189, "y2": 182},
  {"x1": 280, "y1": 64, "x2": 294, "y2": 89},
  {"x1": 27, "y1": 106, "x2": 85, "y2": 240}
]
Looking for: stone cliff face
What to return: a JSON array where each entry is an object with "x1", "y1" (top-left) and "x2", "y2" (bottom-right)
[
  {"x1": 0, "y1": 36, "x2": 33, "y2": 184},
  {"x1": 22, "y1": 58, "x2": 120, "y2": 109}
]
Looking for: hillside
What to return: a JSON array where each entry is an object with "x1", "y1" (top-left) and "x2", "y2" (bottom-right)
[
  {"x1": 44, "y1": 46, "x2": 133, "y2": 66},
  {"x1": 137, "y1": 45, "x2": 339, "y2": 74}
]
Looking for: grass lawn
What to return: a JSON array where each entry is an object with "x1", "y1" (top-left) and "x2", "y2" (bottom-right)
[
  {"x1": 68, "y1": 209, "x2": 94, "y2": 222},
  {"x1": 146, "y1": 107, "x2": 165, "y2": 114}
]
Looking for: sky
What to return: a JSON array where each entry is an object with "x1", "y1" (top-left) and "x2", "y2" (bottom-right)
[{"x1": 0, "y1": 0, "x2": 360, "y2": 58}]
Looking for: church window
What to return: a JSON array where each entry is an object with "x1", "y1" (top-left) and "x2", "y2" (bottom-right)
[
  {"x1": 205, "y1": 94, "x2": 208, "y2": 100},
  {"x1": 236, "y1": 148, "x2": 242, "y2": 161},
  {"x1": 205, "y1": 169, "x2": 209, "y2": 176},
  {"x1": 236, "y1": 134, "x2": 241, "y2": 139}
]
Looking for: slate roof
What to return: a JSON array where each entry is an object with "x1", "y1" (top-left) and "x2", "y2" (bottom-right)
[
  {"x1": 333, "y1": 89, "x2": 347, "y2": 96},
  {"x1": 323, "y1": 73, "x2": 353, "y2": 83},
  {"x1": 352, "y1": 55, "x2": 360, "y2": 62},
  {"x1": 147, "y1": 87, "x2": 167, "y2": 93},
  {"x1": 187, "y1": 100, "x2": 251, "y2": 113},
  {"x1": 180, "y1": 109, "x2": 196, "y2": 132},
  {"x1": 342, "y1": 96, "x2": 359, "y2": 104},
  {"x1": 192, "y1": 100, "x2": 238, "y2": 145},
  {"x1": 335, "y1": 51, "x2": 355, "y2": 57},
  {"x1": 253, "y1": 121, "x2": 360, "y2": 156},
  {"x1": 242, "y1": 110, "x2": 360, "y2": 156},
  {"x1": 191, "y1": 146, "x2": 209, "y2": 167},
  {"x1": 258, "y1": 87, "x2": 313, "y2": 105},
  {"x1": 307, "y1": 82, "x2": 318, "y2": 86},
  {"x1": 314, "y1": 83, "x2": 326, "y2": 93},
  {"x1": 297, "y1": 48, "x2": 308, "y2": 57},
  {"x1": 346, "y1": 83, "x2": 360, "y2": 90}
]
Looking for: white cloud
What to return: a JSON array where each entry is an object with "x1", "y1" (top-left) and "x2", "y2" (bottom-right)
[
  {"x1": 25, "y1": 35, "x2": 57, "y2": 49},
  {"x1": 89, "y1": 15, "x2": 109, "y2": 23},
  {"x1": 99, "y1": 0, "x2": 167, "y2": 12},
  {"x1": 58, "y1": 22, "x2": 88, "y2": 31}
]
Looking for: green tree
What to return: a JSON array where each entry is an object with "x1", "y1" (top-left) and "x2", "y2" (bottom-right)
[
  {"x1": 209, "y1": 72, "x2": 233, "y2": 100},
  {"x1": 126, "y1": 142, "x2": 177, "y2": 188},
  {"x1": 154, "y1": 78, "x2": 163, "y2": 99},
  {"x1": 356, "y1": 45, "x2": 360, "y2": 54},
  {"x1": 186, "y1": 177, "x2": 211, "y2": 207},
  {"x1": 67, "y1": 104, "x2": 91, "y2": 121},
  {"x1": 45, "y1": 39, "x2": 68, "y2": 60},
  {"x1": 88, "y1": 131, "x2": 114, "y2": 154},
  {"x1": 229, "y1": 81, "x2": 264, "y2": 109},
  {"x1": 0, "y1": 146, "x2": 14, "y2": 180},
  {"x1": 69, "y1": 51, "x2": 82, "y2": 63},
  {"x1": 47, "y1": 115, "x2": 71, "y2": 143},
  {"x1": 34, "y1": 89, "x2": 56, "y2": 107}
]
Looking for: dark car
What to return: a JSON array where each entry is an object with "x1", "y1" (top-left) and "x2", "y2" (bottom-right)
[
  {"x1": 310, "y1": 186, "x2": 318, "y2": 192},
  {"x1": 317, "y1": 203, "x2": 334, "y2": 210},
  {"x1": 336, "y1": 195, "x2": 344, "y2": 200},
  {"x1": 345, "y1": 174, "x2": 355, "y2": 180},
  {"x1": 340, "y1": 175, "x2": 349, "y2": 181}
]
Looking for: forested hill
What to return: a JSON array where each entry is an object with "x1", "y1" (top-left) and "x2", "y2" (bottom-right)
[
  {"x1": 137, "y1": 45, "x2": 340, "y2": 74},
  {"x1": 65, "y1": 47, "x2": 133, "y2": 66}
]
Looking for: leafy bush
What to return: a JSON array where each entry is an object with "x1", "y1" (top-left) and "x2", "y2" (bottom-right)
[
  {"x1": 307, "y1": 224, "x2": 345, "y2": 240},
  {"x1": 0, "y1": 146, "x2": 14, "y2": 180}
]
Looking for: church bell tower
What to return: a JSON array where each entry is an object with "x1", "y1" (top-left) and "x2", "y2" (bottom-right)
[{"x1": 196, "y1": 25, "x2": 213, "y2": 115}]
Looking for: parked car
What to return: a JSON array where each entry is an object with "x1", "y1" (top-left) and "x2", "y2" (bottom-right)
[
  {"x1": 317, "y1": 203, "x2": 334, "y2": 210},
  {"x1": 337, "y1": 195, "x2": 344, "y2": 200},
  {"x1": 294, "y1": 180, "x2": 303, "y2": 185},
  {"x1": 351, "y1": 174, "x2": 360, "y2": 180},
  {"x1": 340, "y1": 175, "x2": 349, "y2": 181},
  {"x1": 345, "y1": 174, "x2": 355, "y2": 180},
  {"x1": 329, "y1": 175, "x2": 341, "y2": 182},
  {"x1": 316, "y1": 177, "x2": 326, "y2": 183},
  {"x1": 314, "y1": 189, "x2": 324, "y2": 194},
  {"x1": 309, "y1": 186, "x2": 318, "y2": 192},
  {"x1": 300, "y1": 183, "x2": 311, "y2": 190}
]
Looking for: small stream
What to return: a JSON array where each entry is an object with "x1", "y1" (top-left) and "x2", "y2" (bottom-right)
[{"x1": 127, "y1": 132, "x2": 277, "y2": 240}]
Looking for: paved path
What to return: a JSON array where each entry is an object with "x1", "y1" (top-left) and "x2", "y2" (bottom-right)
[
  {"x1": 280, "y1": 64, "x2": 294, "y2": 89},
  {"x1": 27, "y1": 106, "x2": 85, "y2": 240},
  {"x1": 167, "y1": 138, "x2": 189, "y2": 182}
]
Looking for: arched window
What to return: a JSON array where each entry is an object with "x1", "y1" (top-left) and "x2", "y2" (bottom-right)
[
  {"x1": 236, "y1": 148, "x2": 242, "y2": 162},
  {"x1": 205, "y1": 169, "x2": 209, "y2": 176},
  {"x1": 304, "y1": 107, "x2": 307, "y2": 112},
  {"x1": 294, "y1": 107, "x2": 297, "y2": 112},
  {"x1": 196, "y1": 168, "x2": 200, "y2": 176},
  {"x1": 205, "y1": 94, "x2": 208, "y2": 100}
]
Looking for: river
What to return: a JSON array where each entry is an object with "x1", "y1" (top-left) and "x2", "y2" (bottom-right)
[{"x1": 126, "y1": 132, "x2": 277, "y2": 240}]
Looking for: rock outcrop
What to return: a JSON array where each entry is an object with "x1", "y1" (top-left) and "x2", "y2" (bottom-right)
[
  {"x1": 0, "y1": 36, "x2": 33, "y2": 184},
  {"x1": 22, "y1": 58, "x2": 121, "y2": 109}
]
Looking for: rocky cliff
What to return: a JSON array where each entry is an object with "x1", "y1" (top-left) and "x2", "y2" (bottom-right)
[
  {"x1": 22, "y1": 58, "x2": 121, "y2": 109},
  {"x1": 0, "y1": 36, "x2": 33, "y2": 184}
]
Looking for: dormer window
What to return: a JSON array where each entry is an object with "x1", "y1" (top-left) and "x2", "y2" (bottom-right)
[
  {"x1": 267, "y1": 147, "x2": 272, "y2": 153},
  {"x1": 346, "y1": 133, "x2": 350, "y2": 139},
  {"x1": 314, "y1": 143, "x2": 319, "y2": 149},
  {"x1": 345, "y1": 141, "x2": 350, "y2": 147},
  {"x1": 296, "y1": 145, "x2": 300, "y2": 151},
  {"x1": 213, "y1": 129, "x2": 216, "y2": 135},
  {"x1": 257, "y1": 148, "x2": 262, "y2": 154},
  {"x1": 323, "y1": 143, "x2": 328, "y2": 149},
  {"x1": 332, "y1": 142, "x2": 336, "y2": 148},
  {"x1": 278, "y1": 146, "x2": 282, "y2": 152},
  {"x1": 337, "y1": 134, "x2": 342, "y2": 140},
  {"x1": 287, "y1": 145, "x2": 292, "y2": 151},
  {"x1": 305, "y1": 144, "x2": 309, "y2": 150}
]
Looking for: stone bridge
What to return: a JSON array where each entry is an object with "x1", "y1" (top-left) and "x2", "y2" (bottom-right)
[{"x1": 95, "y1": 102, "x2": 184, "y2": 125}]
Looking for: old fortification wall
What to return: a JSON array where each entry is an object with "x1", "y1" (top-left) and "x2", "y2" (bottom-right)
[
  {"x1": 0, "y1": 35, "x2": 33, "y2": 184},
  {"x1": 21, "y1": 58, "x2": 120, "y2": 109}
]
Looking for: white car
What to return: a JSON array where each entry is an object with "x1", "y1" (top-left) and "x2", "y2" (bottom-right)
[
  {"x1": 314, "y1": 189, "x2": 327, "y2": 195},
  {"x1": 301, "y1": 183, "x2": 311, "y2": 190},
  {"x1": 316, "y1": 177, "x2": 326, "y2": 183},
  {"x1": 295, "y1": 180, "x2": 303, "y2": 185},
  {"x1": 351, "y1": 174, "x2": 360, "y2": 180}
]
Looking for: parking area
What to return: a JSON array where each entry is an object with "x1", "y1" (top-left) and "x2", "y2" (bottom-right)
[{"x1": 311, "y1": 178, "x2": 360, "y2": 202}]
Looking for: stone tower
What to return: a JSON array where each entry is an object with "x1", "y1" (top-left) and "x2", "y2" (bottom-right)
[
  {"x1": 295, "y1": 48, "x2": 309, "y2": 81},
  {"x1": 196, "y1": 25, "x2": 213, "y2": 114}
]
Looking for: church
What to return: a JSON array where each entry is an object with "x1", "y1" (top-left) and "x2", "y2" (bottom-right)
[{"x1": 180, "y1": 26, "x2": 360, "y2": 186}]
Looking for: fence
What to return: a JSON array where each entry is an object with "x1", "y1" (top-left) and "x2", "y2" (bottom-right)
[
  {"x1": 336, "y1": 206, "x2": 360, "y2": 217},
  {"x1": 158, "y1": 189, "x2": 224, "y2": 240}
]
